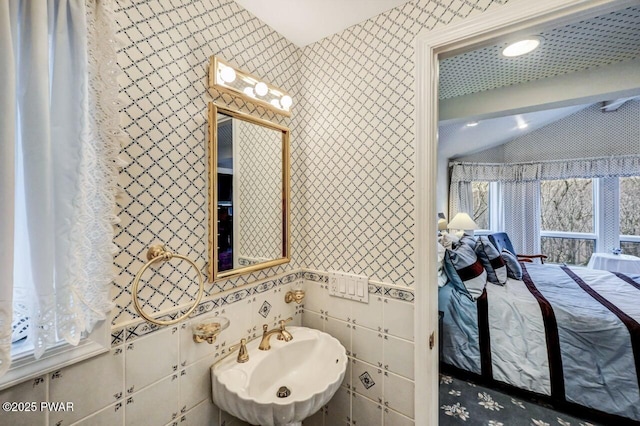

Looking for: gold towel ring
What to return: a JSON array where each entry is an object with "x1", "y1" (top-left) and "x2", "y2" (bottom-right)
[{"x1": 132, "y1": 245, "x2": 204, "y2": 326}]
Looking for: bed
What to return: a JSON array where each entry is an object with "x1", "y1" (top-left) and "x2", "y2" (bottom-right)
[{"x1": 439, "y1": 261, "x2": 640, "y2": 422}]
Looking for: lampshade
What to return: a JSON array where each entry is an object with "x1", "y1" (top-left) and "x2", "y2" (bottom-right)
[
  {"x1": 438, "y1": 213, "x2": 449, "y2": 231},
  {"x1": 448, "y1": 212, "x2": 478, "y2": 231}
]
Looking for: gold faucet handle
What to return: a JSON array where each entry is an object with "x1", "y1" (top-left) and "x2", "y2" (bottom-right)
[
  {"x1": 276, "y1": 317, "x2": 294, "y2": 341},
  {"x1": 279, "y1": 317, "x2": 293, "y2": 330},
  {"x1": 229, "y1": 338, "x2": 249, "y2": 363}
]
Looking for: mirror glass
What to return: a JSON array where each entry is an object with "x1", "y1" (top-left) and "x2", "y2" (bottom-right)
[{"x1": 208, "y1": 103, "x2": 290, "y2": 282}]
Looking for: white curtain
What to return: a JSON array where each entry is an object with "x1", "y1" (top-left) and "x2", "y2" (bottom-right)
[
  {"x1": 503, "y1": 181, "x2": 542, "y2": 255},
  {"x1": 449, "y1": 181, "x2": 473, "y2": 219},
  {"x1": 0, "y1": 0, "x2": 122, "y2": 375},
  {"x1": 449, "y1": 156, "x2": 640, "y2": 254}
]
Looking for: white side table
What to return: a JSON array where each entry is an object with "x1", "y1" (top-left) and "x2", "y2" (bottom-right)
[{"x1": 587, "y1": 253, "x2": 640, "y2": 274}]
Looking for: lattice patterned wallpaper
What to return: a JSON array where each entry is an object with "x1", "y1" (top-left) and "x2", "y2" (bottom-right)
[
  {"x1": 457, "y1": 100, "x2": 640, "y2": 163},
  {"x1": 111, "y1": 0, "x2": 516, "y2": 325},
  {"x1": 297, "y1": 0, "x2": 510, "y2": 286},
  {"x1": 236, "y1": 119, "x2": 283, "y2": 262},
  {"x1": 112, "y1": 0, "x2": 301, "y2": 326}
]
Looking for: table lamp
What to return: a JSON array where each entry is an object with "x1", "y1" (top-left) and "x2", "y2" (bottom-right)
[
  {"x1": 448, "y1": 212, "x2": 479, "y2": 237},
  {"x1": 437, "y1": 212, "x2": 448, "y2": 235}
]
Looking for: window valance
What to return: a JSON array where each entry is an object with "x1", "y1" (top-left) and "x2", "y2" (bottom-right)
[{"x1": 451, "y1": 155, "x2": 640, "y2": 183}]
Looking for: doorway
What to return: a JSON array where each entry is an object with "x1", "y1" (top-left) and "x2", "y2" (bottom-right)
[{"x1": 413, "y1": 0, "x2": 637, "y2": 424}]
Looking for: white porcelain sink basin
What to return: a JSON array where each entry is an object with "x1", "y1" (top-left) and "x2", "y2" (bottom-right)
[{"x1": 211, "y1": 326, "x2": 347, "y2": 426}]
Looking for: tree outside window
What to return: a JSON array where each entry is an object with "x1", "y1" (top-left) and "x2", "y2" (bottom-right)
[
  {"x1": 540, "y1": 178, "x2": 594, "y2": 265},
  {"x1": 472, "y1": 181, "x2": 489, "y2": 230},
  {"x1": 619, "y1": 176, "x2": 640, "y2": 257}
]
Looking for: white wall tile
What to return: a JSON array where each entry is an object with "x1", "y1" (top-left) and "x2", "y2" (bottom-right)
[
  {"x1": 351, "y1": 360, "x2": 383, "y2": 403},
  {"x1": 352, "y1": 392, "x2": 383, "y2": 426},
  {"x1": 383, "y1": 372, "x2": 414, "y2": 419},
  {"x1": 125, "y1": 326, "x2": 179, "y2": 394},
  {"x1": 125, "y1": 374, "x2": 179, "y2": 426},
  {"x1": 180, "y1": 356, "x2": 214, "y2": 413},
  {"x1": 251, "y1": 287, "x2": 292, "y2": 331},
  {"x1": 72, "y1": 403, "x2": 124, "y2": 426},
  {"x1": 383, "y1": 407, "x2": 414, "y2": 426},
  {"x1": 302, "y1": 281, "x2": 329, "y2": 314},
  {"x1": 0, "y1": 376, "x2": 46, "y2": 426},
  {"x1": 324, "y1": 317, "x2": 351, "y2": 355},
  {"x1": 342, "y1": 355, "x2": 353, "y2": 390},
  {"x1": 324, "y1": 294, "x2": 352, "y2": 322},
  {"x1": 302, "y1": 408, "x2": 324, "y2": 426},
  {"x1": 50, "y1": 345, "x2": 124, "y2": 425},
  {"x1": 221, "y1": 409, "x2": 252, "y2": 425},
  {"x1": 325, "y1": 387, "x2": 351, "y2": 426},
  {"x1": 221, "y1": 301, "x2": 252, "y2": 345},
  {"x1": 383, "y1": 335, "x2": 414, "y2": 380},
  {"x1": 352, "y1": 325, "x2": 383, "y2": 366},
  {"x1": 180, "y1": 318, "x2": 221, "y2": 367},
  {"x1": 383, "y1": 298, "x2": 414, "y2": 341},
  {"x1": 301, "y1": 309, "x2": 324, "y2": 331},
  {"x1": 352, "y1": 296, "x2": 383, "y2": 331},
  {"x1": 183, "y1": 399, "x2": 219, "y2": 426}
]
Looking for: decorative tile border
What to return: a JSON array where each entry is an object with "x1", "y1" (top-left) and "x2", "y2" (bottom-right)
[
  {"x1": 111, "y1": 268, "x2": 412, "y2": 345},
  {"x1": 303, "y1": 270, "x2": 415, "y2": 303},
  {"x1": 113, "y1": 270, "x2": 303, "y2": 345}
]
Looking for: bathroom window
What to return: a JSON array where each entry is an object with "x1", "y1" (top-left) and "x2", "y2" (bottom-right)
[{"x1": 1, "y1": 1, "x2": 119, "y2": 386}]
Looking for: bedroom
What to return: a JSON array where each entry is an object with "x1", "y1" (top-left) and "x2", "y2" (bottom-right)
[{"x1": 435, "y1": 4, "x2": 640, "y2": 425}]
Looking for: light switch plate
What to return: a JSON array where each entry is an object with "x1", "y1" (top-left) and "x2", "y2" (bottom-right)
[{"x1": 328, "y1": 271, "x2": 369, "y2": 304}]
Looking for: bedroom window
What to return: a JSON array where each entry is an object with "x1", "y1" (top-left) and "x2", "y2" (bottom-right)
[
  {"x1": 472, "y1": 181, "x2": 490, "y2": 231},
  {"x1": 619, "y1": 176, "x2": 640, "y2": 257},
  {"x1": 540, "y1": 178, "x2": 595, "y2": 265}
]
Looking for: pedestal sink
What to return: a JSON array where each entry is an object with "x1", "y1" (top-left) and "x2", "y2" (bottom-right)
[{"x1": 211, "y1": 326, "x2": 348, "y2": 426}]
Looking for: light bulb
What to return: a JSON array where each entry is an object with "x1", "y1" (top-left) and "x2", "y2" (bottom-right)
[
  {"x1": 280, "y1": 95, "x2": 292, "y2": 109},
  {"x1": 270, "y1": 99, "x2": 281, "y2": 109},
  {"x1": 243, "y1": 87, "x2": 255, "y2": 97},
  {"x1": 220, "y1": 66, "x2": 236, "y2": 83},
  {"x1": 255, "y1": 82, "x2": 268, "y2": 97},
  {"x1": 502, "y1": 38, "x2": 540, "y2": 57}
]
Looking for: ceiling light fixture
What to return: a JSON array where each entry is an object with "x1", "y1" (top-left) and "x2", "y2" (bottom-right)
[
  {"x1": 219, "y1": 65, "x2": 236, "y2": 83},
  {"x1": 502, "y1": 37, "x2": 541, "y2": 57},
  {"x1": 209, "y1": 56, "x2": 293, "y2": 116},
  {"x1": 255, "y1": 82, "x2": 269, "y2": 97},
  {"x1": 466, "y1": 121, "x2": 479, "y2": 127}
]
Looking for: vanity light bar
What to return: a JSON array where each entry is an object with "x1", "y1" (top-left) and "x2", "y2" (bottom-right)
[{"x1": 209, "y1": 56, "x2": 293, "y2": 117}]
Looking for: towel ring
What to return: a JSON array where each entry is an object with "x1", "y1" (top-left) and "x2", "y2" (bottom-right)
[{"x1": 132, "y1": 245, "x2": 204, "y2": 326}]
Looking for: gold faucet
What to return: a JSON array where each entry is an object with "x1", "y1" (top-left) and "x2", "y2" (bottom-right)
[
  {"x1": 258, "y1": 317, "x2": 293, "y2": 350},
  {"x1": 229, "y1": 338, "x2": 249, "y2": 363}
]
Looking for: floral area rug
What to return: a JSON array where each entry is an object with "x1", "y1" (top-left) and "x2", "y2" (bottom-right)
[{"x1": 439, "y1": 374, "x2": 602, "y2": 426}]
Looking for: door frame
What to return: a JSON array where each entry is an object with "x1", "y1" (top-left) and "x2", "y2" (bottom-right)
[{"x1": 413, "y1": 0, "x2": 635, "y2": 423}]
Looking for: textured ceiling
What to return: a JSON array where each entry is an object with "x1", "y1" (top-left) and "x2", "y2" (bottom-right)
[{"x1": 439, "y1": 6, "x2": 640, "y2": 99}]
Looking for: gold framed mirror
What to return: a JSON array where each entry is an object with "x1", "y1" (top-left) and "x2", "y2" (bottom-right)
[{"x1": 207, "y1": 103, "x2": 290, "y2": 282}]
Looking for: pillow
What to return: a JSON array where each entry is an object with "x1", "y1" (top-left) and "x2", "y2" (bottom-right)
[
  {"x1": 459, "y1": 234, "x2": 476, "y2": 248},
  {"x1": 439, "y1": 233, "x2": 460, "y2": 250},
  {"x1": 501, "y1": 249, "x2": 523, "y2": 280},
  {"x1": 475, "y1": 236, "x2": 507, "y2": 285},
  {"x1": 443, "y1": 241, "x2": 487, "y2": 300},
  {"x1": 437, "y1": 242, "x2": 448, "y2": 287}
]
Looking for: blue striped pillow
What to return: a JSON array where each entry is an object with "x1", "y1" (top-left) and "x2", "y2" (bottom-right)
[
  {"x1": 501, "y1": 249, "x2": 523, "y2": 280},
  {"x1": 475, "y1": 236, "x2": 507, "y2": 285},
  {"x1": 443, "y1": 240, "x2": 487, "y2": 300}
]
